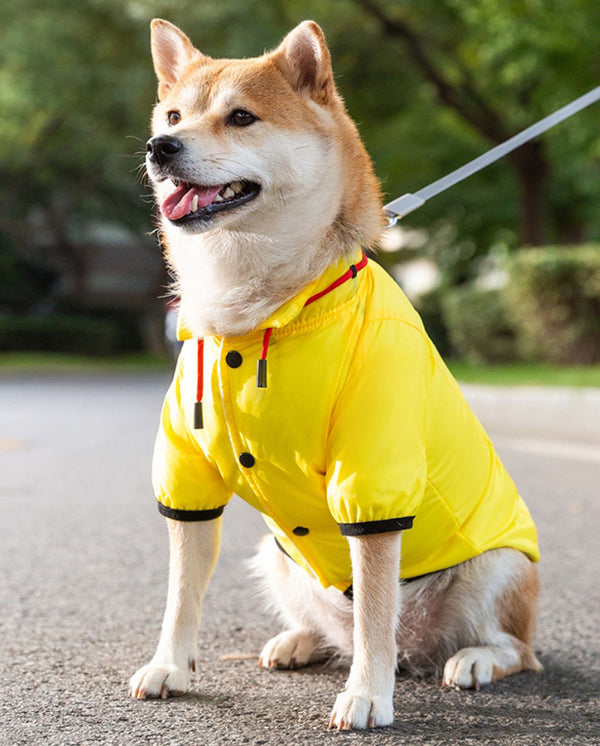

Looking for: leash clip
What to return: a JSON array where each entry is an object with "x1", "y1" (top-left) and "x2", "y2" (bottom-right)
[
  {"x1": 383, "y1": 193, "x2": 427, "y2": 229},
  {"x1": 383, "y1": 210, "x2": 399, "y2": 229}
]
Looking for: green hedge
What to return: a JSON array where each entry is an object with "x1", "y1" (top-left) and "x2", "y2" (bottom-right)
[
  {"x1": 0, "y1": 314, "x2": 127, "y2": 356},
  {"x1": 438, "y1": 245, "x2": 600, "y2": 365},
  {"x1": 413, "y1": 287, "x2": 453, "y2": 358},
  {"x1": 505, "y1": 245, "x2": 600, "y2": 365},
  {"x1": 0, "y1": 244, "x2": 57, "y2": 313},
  {"x1": 440, "y1": 284, "x2": 518, "y2": 364}
]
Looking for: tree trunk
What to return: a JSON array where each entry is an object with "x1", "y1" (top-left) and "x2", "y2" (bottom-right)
[
  {"x1": 509, "y1": 141, "x2": 549, "y2": 247},
  {"x1": 352, "y1": 0, "x2": 557, "y2": 247}
]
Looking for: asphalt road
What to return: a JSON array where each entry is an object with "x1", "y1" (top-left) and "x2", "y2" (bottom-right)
[{"x1": 1, "y1": 372, "x2": 599, "y2": 746}]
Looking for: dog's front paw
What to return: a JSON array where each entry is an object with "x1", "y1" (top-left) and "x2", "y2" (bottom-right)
[
  {"x1": 129, "y1": 659, "x2": 192, "y2": 700},
  {"x1": 328, "y1": 690, "x2": 394, "y2": 730}
]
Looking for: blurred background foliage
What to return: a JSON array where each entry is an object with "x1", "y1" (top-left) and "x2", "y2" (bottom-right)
[{"x1": 0, "y1": 0, "x2": 599, "y2": 361}]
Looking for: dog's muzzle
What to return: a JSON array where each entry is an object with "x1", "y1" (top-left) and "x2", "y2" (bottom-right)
[{"x1": 146, "y1": 135, "x2": 262, "y2": 227}]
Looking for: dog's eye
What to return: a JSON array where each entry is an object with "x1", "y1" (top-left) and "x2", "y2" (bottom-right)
[
  {"x1": 227, "y1": 109, "x2": 258, "y2": 127},
  {"x1": 167, "y1": 110, "x2": 181, "y2": 126}
]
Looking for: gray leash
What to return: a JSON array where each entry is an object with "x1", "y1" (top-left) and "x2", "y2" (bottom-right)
[{"x1": 383, "y1": 85, "x2": 600, "y2": 226}]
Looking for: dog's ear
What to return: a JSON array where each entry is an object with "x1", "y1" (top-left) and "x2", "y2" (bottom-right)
[
  {"x1": 274, "y1": 21, "x2": 335, "y2": 105},
  {"x1": 150, "y1": 19, "x2": 207, "y2": 99}
]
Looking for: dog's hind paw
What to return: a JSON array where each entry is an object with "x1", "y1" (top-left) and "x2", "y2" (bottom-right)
[
  {"x1": 258, "y1": 628, "x2": 321, "y2": 670},
  {"x1": 329, "y1": 691, "x2": 394, "y2": 730},
  {"x1": 443, "y1": 647, "x2": 498, "y2": 690},
  {"x1": 129, "y1": 661, "x2": 191, "y2": 700}
]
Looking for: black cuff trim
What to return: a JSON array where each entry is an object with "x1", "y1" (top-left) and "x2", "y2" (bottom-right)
[
  {"x1": 338, "y1": 516, "x2": 414, "y2": 536},
  {"x1": 158, "y1": 503, "x2": 225, "y2": 522}
]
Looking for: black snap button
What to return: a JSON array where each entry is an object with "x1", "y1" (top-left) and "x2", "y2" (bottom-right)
[
  {"x1": 239, "y1": 452, "x2": 255, "y2": 468},
  {"x1": 226, "y1": 351, "x2": 243, "y2": 368},
  {"x1": 293, "y1": 526, "x2": 309, "y2": 536}
]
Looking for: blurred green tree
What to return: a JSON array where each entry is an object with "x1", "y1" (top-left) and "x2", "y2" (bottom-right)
[
  {"x1": 276, "y1": 0, "x2": 600, "y2": 285},
  {"x1": 0, "y1": 0, "x2": 155, "y2": 300},
  {"x1": 0, "y1": 0, "x2": 598, "y2": 300},
  {"x1": 345, "y1": 0, "x2": 600, "y2": 251}
]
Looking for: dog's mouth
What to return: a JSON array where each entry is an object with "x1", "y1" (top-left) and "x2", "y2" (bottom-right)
[{"x1": 161, "y1": 179, "x2": 261, "y2": 225}]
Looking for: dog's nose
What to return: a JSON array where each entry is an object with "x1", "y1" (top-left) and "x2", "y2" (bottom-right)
[{"x1": 146, "y1": 135, "x2": 183, "y2": 166}]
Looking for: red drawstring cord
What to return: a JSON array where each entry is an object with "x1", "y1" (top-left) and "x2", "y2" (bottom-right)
[
  {"x1": 255, "y1": 251, "x2": 367, "y2": 391},
  {"x1": 303, "y1": 250, "x2": 368, "y2": 308},
  {"x1": 194, "y1": 252, "x2": 368, "y2": 428}
]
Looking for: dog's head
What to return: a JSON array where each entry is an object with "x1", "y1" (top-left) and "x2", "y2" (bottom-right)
[{"x1": 146, "y1": 19, "x2": 382, "y2": 249}]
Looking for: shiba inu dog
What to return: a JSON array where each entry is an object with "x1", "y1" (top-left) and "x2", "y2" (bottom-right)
[{"x1": 129, "y1": 19, "x2": 542, "y2": 730}]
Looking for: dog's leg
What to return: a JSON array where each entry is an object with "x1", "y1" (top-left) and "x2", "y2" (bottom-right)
[
  {"x1": 329, "y1": 532, "x2": 401, "y2": 731},
  {"x1": 441, "y1": 549, "x2": 542, "y2": 690},
  {"x1": 129, "y1": 517, "x2": 221, "y2": 699},
  {"x1": 255, "y1": 536, "x2": 339, "y2": 669}
]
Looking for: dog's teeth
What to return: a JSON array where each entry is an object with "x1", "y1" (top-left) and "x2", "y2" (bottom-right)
[
  {"x1": 214, "y1": 193, "x2": 224, "y2": 202},
  {"x1": 223, "y1": 187, "x2": 235, "y2": 199},
  {"x1": 231, "y1": 181, "x2": 243, "y2": 194},
  {"x1": 192, "y1": 195, "x2": 199, "y2": 212}
]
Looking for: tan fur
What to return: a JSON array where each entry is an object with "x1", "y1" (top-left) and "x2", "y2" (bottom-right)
[
  {"x1": 497, "y1": 558, "x2": 543, "y2": 676},
  {"x1": 499, "y1": 557, "x2": 539, "y2": 646},
  {"x1": 147, "y1": 19, "x2": 383, "y2": 338},
  {"x1": 150, "y1": 19, "x2": 382, "y2": 253},
  {"x1": 130, "y1": 19, "x2": 541, "y2": 731},
  {"x1": 253, "y1": 538, "x2": 541, "y2": 689}
]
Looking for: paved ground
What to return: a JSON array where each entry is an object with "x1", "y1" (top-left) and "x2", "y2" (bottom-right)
[{"x1": 1, "y1": 373, "x2": 598, "y2": 745}]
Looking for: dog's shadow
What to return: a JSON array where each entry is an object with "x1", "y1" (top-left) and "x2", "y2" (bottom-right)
[
  {"x1": 157, "y1": 656, "x2": 596, "y2": 741},
  {"x1": 388, "y1": 657, "x2": 598, "y2": 741}
]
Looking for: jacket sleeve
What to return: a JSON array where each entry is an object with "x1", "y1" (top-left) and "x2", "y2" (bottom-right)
[
  {"x1": 325, "y1": 318, "x2": 430, "y2": 535},
  {"x1": 152, "y1": 358, "x2": 232, "y2": 521}
]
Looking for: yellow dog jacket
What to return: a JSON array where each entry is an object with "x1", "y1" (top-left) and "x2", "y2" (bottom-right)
[{"x1": 152, "y1": 249, "x2": 539, "y2": 592}]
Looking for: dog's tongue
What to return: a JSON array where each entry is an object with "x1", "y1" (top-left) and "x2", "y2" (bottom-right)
[{"x1": 161, "y1": 183, "x2": 222, "y2": 220}]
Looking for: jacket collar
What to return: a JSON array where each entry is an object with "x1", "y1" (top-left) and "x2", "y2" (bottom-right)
[{"x1": 176, "y1": 247, "x2": 365, "y2": 342}]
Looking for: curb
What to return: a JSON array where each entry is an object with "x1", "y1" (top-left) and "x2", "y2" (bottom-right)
[{"x1": 460, "y1": 383, "x2": 600, "y2": 443}]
